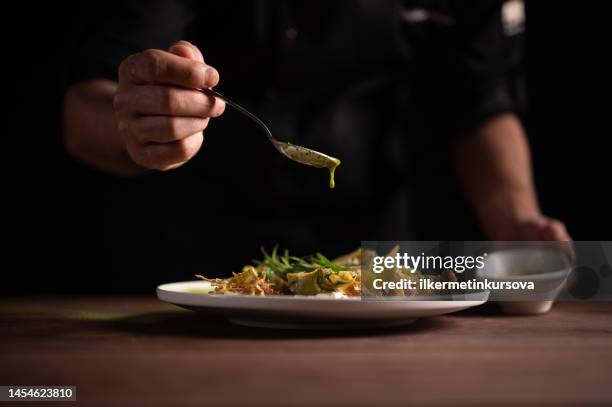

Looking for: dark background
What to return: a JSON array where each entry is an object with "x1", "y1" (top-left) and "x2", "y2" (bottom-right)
[{"x1": 5, "y1": 1, "x2": 610, "y2": 294}]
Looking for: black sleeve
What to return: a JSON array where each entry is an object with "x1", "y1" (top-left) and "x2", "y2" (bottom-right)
[
  {"x1": 412, "y1": 0, "x2": 526, "y2": 137},
  {"x1": 67, "y1": 0, "x2": 196, "y2": 87}
]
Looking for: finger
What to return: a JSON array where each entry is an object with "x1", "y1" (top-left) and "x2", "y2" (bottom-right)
[
  {"x1": 167, "y1": 42, "x2": 219, "y2": 87},
  {"x1": 518, "y1": 220, "x2": 544, "y2": 240},
  {"x1": 127, "y1": 132, "x2": 204, "y2": 170},
  {"x1": 169, "y1": 40, "x2": 205, "y2": 63},
  {"x1": 127, "y1": 116, "x2": 210, "y2": 143},
  {"x1": 115, "y1": 85, "x2": 225, "y2": 117},
  {"x1": 544, "y1": 219, "x2": 572, "y2": 241},
  {"x1": 119, "y1": 49, "x2": 219, "y2": 88},
  {"x1": 541, "y1": 219, "x2": 575, "y2": 263}
]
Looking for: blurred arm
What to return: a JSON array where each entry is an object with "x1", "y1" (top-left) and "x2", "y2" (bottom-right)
[
  {"x1": 63, "y1": 79, "x2": 145, "y2": 176},
  {"x1": 454, "y1": 113, "x2": 570, "y2": 241},
  {"x1": 63, "y1": 2, "x2": 198, "y2": 175}
]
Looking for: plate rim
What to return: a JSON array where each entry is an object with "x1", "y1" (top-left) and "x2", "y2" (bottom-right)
[{"x1": 157, "y1": 280, "x2": 490, "y2": 308}]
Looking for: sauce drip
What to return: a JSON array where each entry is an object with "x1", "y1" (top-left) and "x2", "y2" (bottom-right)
[
  {"x1": 274, "y1": 141, "x2": 341, "y2": 189},
  {"x1": 328, "y1": 160, "x2": 339, "y2": 189}
]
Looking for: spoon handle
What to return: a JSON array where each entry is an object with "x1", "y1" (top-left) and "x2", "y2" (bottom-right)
[{"x1": 201, "y1": 88, "x2": 274, "y2": 142}]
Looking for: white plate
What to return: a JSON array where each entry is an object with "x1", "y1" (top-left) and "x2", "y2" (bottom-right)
[{"x1": 157, "y1": 281, "x2": 489, "y2": 329}]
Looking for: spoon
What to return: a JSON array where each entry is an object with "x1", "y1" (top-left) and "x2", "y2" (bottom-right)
[{"x1": 201, "y1": 88, "x2": 341, "y2": 188}]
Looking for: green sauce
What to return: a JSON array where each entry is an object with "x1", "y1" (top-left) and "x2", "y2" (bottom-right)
[
  {"x1": 273, "y1": 141, "x2": 341, "y2": 189},
  {"x1": 328, "y1": 160, "x2": 340, "y2": 189}
]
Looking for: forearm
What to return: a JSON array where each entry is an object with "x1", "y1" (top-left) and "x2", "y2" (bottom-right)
[
  {"x1": 63, "y1": 79, "x2": 146, "y2": 176},
  {"x1": 454, "y1": 113, "x2": 541, "y2": 239}
]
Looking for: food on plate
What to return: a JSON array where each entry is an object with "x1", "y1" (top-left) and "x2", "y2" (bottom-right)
[
  {"x1": 197, "y1": 246, "x2": 360, "y2": 296},
  {"x1": 196, "y1": 246, "x2": 457, "y2": 297}
]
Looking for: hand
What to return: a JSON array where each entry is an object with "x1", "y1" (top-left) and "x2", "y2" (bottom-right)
[
  {"x1": 493, "y1": 215, "x2": 571, "y2": 241},
  {"x1": 114, "y1": 41, "x2": 225, "y2": 171},
  {"x1": 491, "y1": 214, "x2": 574, "y2": 262}
]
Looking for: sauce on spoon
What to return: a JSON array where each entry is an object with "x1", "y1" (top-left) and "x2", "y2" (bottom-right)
[{"x1": 273, "y1": 141, "x2": 341, "y2": 189}]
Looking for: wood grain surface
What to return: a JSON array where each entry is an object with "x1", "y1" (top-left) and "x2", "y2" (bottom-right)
[{"x1": 1, "y1": 298, "x2": 610, "y2": 406}]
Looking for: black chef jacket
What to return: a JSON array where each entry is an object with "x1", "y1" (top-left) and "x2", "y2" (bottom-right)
[{"x1": 66, "y1": 0, "x2": 525, "y2": 287}]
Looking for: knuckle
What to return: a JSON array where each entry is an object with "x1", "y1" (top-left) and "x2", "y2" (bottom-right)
[
  {"x1": 186, "y1": 64, "x2": 207, "y2": 86},
  {"x1": 118, "y1": 117, "x2": 150, "y2": 146},
  {"x1": 113, "y1": 93, "x2": 127, "y2": 112},
  {"x1": 160, "y1": 88, "x2": 180, "y2": 112},
  {"x1": 117, "y1": 119, "x2": 134, "y2": 140},
  {"x1": 166, "y1": 118, "x2": 182, "y2": 139},
  {"x1": 118, "y1": 56, "x2": 134, "y2": 81},
  {"x1": 131, "y1": 121, "x2": 150, "y2": 144},
  {"x1": 157, "y1": 88, "x2": 171, "y2": 111},
  {"x1": 139, "y1": 49, "x2": 164, "y2": 82}
]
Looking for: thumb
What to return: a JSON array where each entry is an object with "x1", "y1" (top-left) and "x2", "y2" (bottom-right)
[
  {"x1": 168, "y1": 40, "x2": 204, "y2": 62},
  {"x1": 168, "y1": 40, "x2": 219, "y2": 89}
]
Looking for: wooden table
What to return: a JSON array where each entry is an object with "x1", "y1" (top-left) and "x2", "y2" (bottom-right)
[{"x1": 1, "y1": 298, "x2": 610, "y2": 406}]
